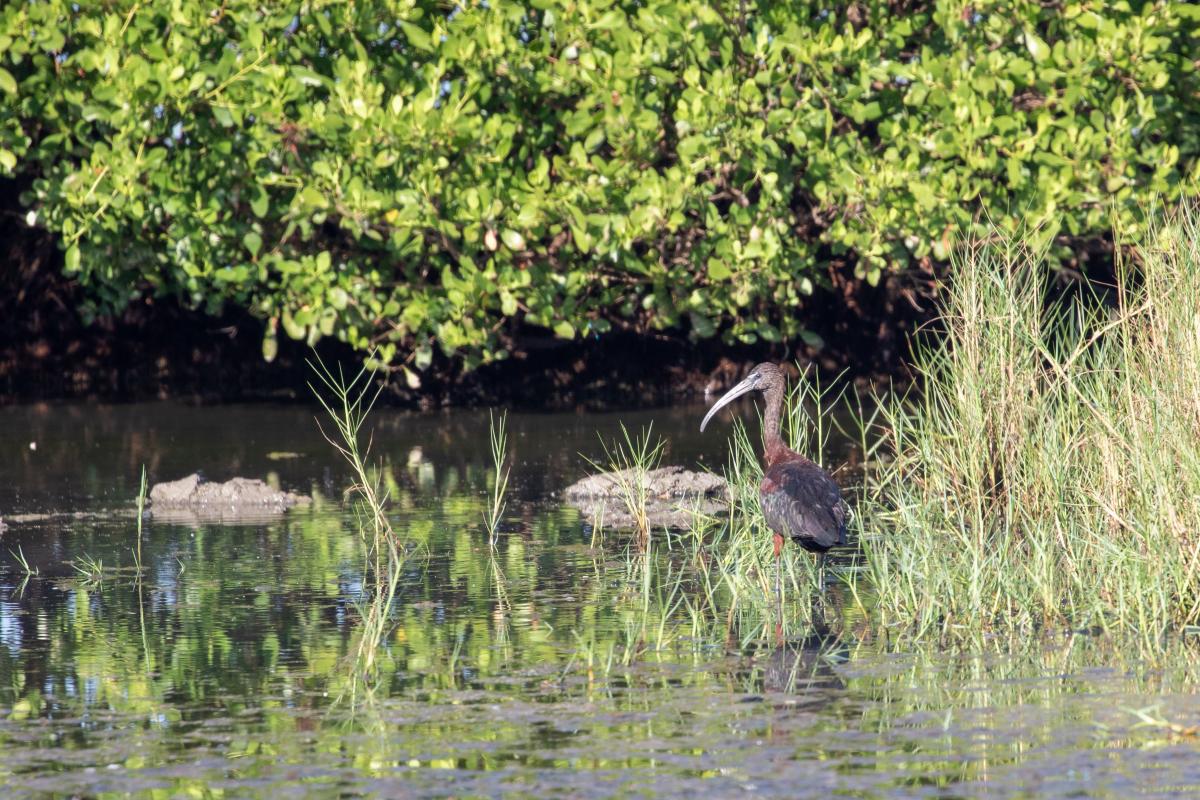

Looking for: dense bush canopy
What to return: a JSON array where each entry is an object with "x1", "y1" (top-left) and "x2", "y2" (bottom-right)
[{"x1": 1, "y1": 0, "x2": 1197, "y2": 373}]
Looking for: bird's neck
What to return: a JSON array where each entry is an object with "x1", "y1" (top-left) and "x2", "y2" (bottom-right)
[{"x1": 762, "y1": 381, "x2": 789, "y2": 466}]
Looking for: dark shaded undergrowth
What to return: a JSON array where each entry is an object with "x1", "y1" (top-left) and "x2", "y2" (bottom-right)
[{"x1": 1, "y1": 179, "x2": 932, "y2": 408}]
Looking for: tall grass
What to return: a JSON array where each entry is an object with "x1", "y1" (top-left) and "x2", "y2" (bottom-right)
[
  {"x1": 133, "y1": 465, "x2": 147, "y2": 576},
  {"x1": 584, "y1": 424, "x2": 667, "y2": 546},
  {"x1": 484, "y1": 410, "x2": 511, "y2": 547},
  {"x1": 310, "y1": 358, "x2": 406, "y2": 696},
  {"x1": 860, "y1": 206, "x2": 1200, "y2": 647},
  {"x1": 310, "y1": 359, "x2": 397, "y2": 556}
]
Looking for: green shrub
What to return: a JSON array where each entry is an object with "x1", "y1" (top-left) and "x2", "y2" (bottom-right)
[{"x1": 1, "y1": 1, "x2": 1197, "y2": 372}]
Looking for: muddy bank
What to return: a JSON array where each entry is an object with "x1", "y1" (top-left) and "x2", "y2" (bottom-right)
[
  {"x1": 148, "y1": 473, "x2": 310, "y2": 525},
  {"x1": 149, "y1": 473, "x2": 309, "y2": 510},
  {"x1": 564, "y1": 466, "x2": 729, "y2": 530}
]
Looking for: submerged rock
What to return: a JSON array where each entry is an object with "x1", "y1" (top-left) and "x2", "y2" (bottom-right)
[
  {"x1": 564, "y1": 465, "x2": 729, "y2": 530},
  {"x1": 149, "y1": 473, "x2": 310, "y2": 523}
]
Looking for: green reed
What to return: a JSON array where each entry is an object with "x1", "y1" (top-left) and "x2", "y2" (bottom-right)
[
  {"x1": 309, "y1": 357, "x2": 406, "y2": 697},
  {"x1": 133, "y1": 464, "x2": 147, "y2": 575},
  {"x1": 10, "y1": 545, "x2": 36, "y2": 579},
  {"x1": 858, "y1": 205, "x2": 1200, "y2": 648},
  {"x1": 309, "y1": 357, "x2": 394, "y2": 551},
  {"x1": 484, "y1": 410, "x2": 511, "y2": 547},
  {"x1": 589, "y1": 424, "x2": 666, "y2": 546},
  {"x1": 72, "y1": 553, "x2": 105, "y2": 586},
  {"x1": 133, "y1": 463, "x2": 152, "y2": 674}
]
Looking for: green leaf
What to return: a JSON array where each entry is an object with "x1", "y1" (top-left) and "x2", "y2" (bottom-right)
[
  {"x1": 65, "y1": 245, "x2": 81, "y2": 272},
  {"x1": 262, "y1": 328, "x2": 278, "y2": 362},
  {"x1": 799, "y1": 330, "x2": 825, "y2": 349},
  {"x1": 399, "y1": 21, "x2": 433, "y2": 52},
  {"x1": 707, "y1": 259, "x2": 732, "y2": 281},
  {"x1": 243, "y1": 231, "x2": 262, "y2": 256},
  {"x1": 689, "y1": 311, "x2": 715, "y2": 338},
  {"x1": 414, "y1": 343, "x2": 433, "y2": 370},
  {"x1": 500, "y1": 291, "x2": 518, "y2": 316},
  {"x1": 1023, "y1": 31, "x2": 1050, "y2": 63},
  {"x1": 501, "y1": 230, "x2": 526, "y2": 250},
  {"x1": 298, "y1": 186, "x2": 326, "y2": 208},
  {"x1": 280, "y1": 310, "x2": 305, "y2": 340},
  {"x1": 0, "y1": 68, "x2": 16, "y2": 95},
  {"x1": 250, "y1": 188, "x2": 269, "y2": 218},
  {"x1": 212, "y1": 105, "x2": 235, "y2": 127}
]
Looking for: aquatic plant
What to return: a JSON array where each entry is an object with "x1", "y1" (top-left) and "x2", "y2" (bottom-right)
[
  {"x1": 859, "y1": 204, "x2": 1200, "y2": 647},
  {"x1": 310, "y1": 357, "x2": 397, "y2": 552},
  {"x1": 72, "y1": 553, "x2": 105, "y2": 586},
  {"x1": 10, "y1": 544, "x2": 37, "y2": 580},
  {"x1": 588, "y1": 424, "x2": 666, "y2": 546},
  {"x1": 309, "y1": 357, "x2": 406, "y2": 696},
  {"x1": 132, "y1": 464, "x2": 147, "y2": 576},
  {"x1": 483, "y1": 410, "x2": 511, "y2": 547}
]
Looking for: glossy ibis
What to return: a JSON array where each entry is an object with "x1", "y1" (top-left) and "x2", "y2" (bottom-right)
[{"x1": 700, "y1": 363, "x2": 847, "y2": 604}]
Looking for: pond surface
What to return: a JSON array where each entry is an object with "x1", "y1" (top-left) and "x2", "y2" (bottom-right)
[{"x1": 1, "y1": 402, "x2": 1199, "y2": 798}]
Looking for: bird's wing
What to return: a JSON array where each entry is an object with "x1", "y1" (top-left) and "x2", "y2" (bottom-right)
[{"x1": 760, "y1": 460, "x2": 847, "y2": 551}]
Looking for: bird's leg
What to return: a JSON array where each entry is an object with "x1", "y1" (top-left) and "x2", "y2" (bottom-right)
[
  {"x1": 773, "y1": 532, "x2": 785, "y2": 646},
  {"x1": 809, "y1": 552, "x2": 830, "y2": 632}
]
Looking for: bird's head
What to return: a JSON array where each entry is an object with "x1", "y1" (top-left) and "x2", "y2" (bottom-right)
[{"x1": 700, "y1": 362, "x2": 783, "y2": 432}]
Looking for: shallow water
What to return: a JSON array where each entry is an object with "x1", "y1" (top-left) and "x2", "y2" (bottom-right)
[{"x1": 1, "y1": 402, "x2": 1199, "y2": 798}]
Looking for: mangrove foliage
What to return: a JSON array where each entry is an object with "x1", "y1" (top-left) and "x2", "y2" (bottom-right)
[{"x1": 1, "y1": 1, "x2": 1197, "y2": 374}]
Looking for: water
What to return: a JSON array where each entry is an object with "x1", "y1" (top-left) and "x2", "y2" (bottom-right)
[{"x1": 2, "y1": 403, "x2": 1200, "y2": 798}]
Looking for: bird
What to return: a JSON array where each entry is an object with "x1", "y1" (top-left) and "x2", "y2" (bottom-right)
[{"x1": 700, "y1": 363, "x2": 847, "y2": 624}]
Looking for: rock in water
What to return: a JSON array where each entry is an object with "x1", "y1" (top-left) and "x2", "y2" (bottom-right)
[
  {"x1": 149, "y1": 473, "x2": 310, "y2": 523},
  {"x1": 564, "y1": 465, "x2": 729, "y2": 531}
]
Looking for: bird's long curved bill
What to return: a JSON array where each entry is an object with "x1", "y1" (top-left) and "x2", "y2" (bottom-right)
[{"x1": 700, "y1": 377, "x2": 757, "y2": 432}]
